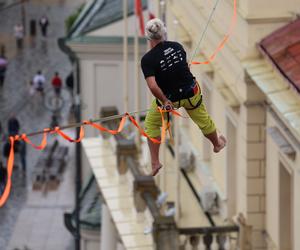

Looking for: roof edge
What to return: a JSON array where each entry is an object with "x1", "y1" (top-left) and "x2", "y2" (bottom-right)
[
  {"x1": 67, "y1": 0, "x2": 97, "y2": 38},
  {"x1": 67, "y1": 35, "x2": 147, "y2": 46},
  {"x1": 258, "y1": 43, "x2": 300, "y2": 94},
  {"x1": 80, "y1": 0, "x2": 148, "y2": 36}
]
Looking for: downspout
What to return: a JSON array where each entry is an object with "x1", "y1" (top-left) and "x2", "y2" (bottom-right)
[{"x1": 58, "y1": 37, "x2": 82, "y2": 250}]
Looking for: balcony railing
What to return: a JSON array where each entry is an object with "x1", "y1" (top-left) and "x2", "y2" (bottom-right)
[{"x1": 179, "y1": 225, "x2": 239, "y2": 249}]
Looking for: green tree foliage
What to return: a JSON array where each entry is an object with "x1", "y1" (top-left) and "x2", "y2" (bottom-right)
[{"x1": 65, "y1": 3, "x2": 85, "y2": 34}]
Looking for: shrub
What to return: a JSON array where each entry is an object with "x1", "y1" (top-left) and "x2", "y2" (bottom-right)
[{"x1": 65, "y1": 3, "x2": 85, "y2": 34}]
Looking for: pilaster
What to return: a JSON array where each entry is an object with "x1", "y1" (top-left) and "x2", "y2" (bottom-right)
[{"x1": 244, "y1": 76, "x2": 267, "y2": 250}]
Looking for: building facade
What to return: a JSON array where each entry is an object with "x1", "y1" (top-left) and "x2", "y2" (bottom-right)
[
  {"x1": 64, "y1": 0, "x2": 300, "y2": 249},
  {"x1": 167, "y1": 0, "x2": 300, "y2": 249}
]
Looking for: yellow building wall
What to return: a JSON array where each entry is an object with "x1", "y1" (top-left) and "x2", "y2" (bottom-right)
[
  {"x1": 166, "y1": 0, "x2": 299, "y2": 249},
  {"x1": 265, "y1": 114, "x2": 280, "y2": 248},
  {"x1": 266, "y1": 111, "x2": 300, "y2": 250}
]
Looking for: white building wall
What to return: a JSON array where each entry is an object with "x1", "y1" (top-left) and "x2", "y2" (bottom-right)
[{"x1": 79, "y1": 54, "x2": 149, "y2": 138}]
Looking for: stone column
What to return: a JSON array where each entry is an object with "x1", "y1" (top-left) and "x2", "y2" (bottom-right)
[
  {"x1": 242, "y1": 73, "x2": 267, "y2": 250},
  {"x1": 116, "y1": 138, "x2": 137, "y2": 175},
  {"x1": 117, "y1": 242, "x2": 126, "y2": 250},
  {"x1": 133, "y1": 176, "x2": 159, "y2": 213},
  {"x1": 153, "y1": 216, "x2": 179, "y2": 250},
  {"x1": 100, "y1": 203, "x2": 117, "y2": 250}
]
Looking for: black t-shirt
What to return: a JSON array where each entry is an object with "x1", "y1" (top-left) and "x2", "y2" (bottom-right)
[{"x1": 141, "y1": 41, "x2": 194, "y2": 96}]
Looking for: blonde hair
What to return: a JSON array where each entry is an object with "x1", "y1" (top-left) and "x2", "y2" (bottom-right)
[{"x1": 145, "y1": 18, "x2": 166, "y2": 40}]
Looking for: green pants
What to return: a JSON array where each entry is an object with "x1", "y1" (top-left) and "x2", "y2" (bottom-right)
[{"x1": 145, "y1": 92, "x2": 216, "y2": 138}]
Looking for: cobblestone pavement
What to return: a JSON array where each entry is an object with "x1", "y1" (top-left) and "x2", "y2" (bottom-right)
[
  {"x1": 0, "y1": 0, "x2": 84, "y2": 249},
  {"x1": 6, "y1": 135, "x2": 77, "y2": 250}
]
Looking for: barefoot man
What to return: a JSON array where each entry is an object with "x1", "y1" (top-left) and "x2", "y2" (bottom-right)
[{"x1": 141, "y1": 18, "x2": 227, "y2": 176}]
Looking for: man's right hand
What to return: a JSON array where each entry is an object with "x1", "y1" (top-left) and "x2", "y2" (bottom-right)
[{"x1": 163, "y1": 99, "x2": 174, "y2": 110}]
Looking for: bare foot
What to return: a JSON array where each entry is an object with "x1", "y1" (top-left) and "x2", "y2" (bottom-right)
[
  {"x1": 152, "y1": 164, "x2": 163, "y2": 176},
  {"x1": 214, "y1": 135, "x2": 227, "y2": 153}
]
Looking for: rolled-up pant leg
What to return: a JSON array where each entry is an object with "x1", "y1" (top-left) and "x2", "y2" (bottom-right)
[{"x1": 145, "y1": 100, "x2": 164, "y2": 138}]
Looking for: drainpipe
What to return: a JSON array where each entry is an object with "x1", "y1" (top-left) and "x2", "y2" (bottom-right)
[
  {"x1": 57, "y1": 37, "x2": 81, "y2": 250},
  {"x1": 74, "y1": 60, "x2": 82, "y2": 250}
]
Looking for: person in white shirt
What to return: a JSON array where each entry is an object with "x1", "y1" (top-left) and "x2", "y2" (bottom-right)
[
  {"x1": 14, "y1": 24, "x2": 24, "y2": 49},
  {"x1": 39, "y1": 15, "x2": 49, "y2": 37},
  {"x1": 33, "y1": 70, "x2": 46, "y2": 96}
]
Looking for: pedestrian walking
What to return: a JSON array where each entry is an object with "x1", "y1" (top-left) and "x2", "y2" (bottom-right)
[
  {"x1": 2, "y1": 138, "x2": 20, "y2": 169},
  {"x1": 29, "y1": 19, "x2": 37, "y2": 37},
  {"x1": 0, "y1": 160, "x2": 6, "y2": 194},
  {"x1": 0, "y1": 122, "x2": 3, "y2": 170},
  {"x1": 33, "y1": 70, "x2": 46, "y2": 96},
  {"x1": 51, "y1": 72, "x2": 62, "y2": 96},
  {"x1": 141, "y1": 18, "x2": 226, "y2": 176},
  {"x1": 14, "y1": 24, "x2": 24, "y2": 50},
  {"x1": 65, "y1": 72, "x2": 74, "y2": 97},
  {"x1": 39, "y1": 15, "x2": 49, "y2": 37},
  {"x1": 0, "y1": 54, "x2": 8, "y2": 87},
  {"x1": 7, "y1": 115, "x2": 20, "y2": 136}
]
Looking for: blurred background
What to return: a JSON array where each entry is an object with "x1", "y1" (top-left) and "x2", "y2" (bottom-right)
[{"x1": 0, "y1": 0, "x2": 300, "y2": 250}]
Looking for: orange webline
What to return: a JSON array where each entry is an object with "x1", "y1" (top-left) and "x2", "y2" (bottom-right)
[
  {"x1": 191, "y1": 0, "x2": 237, "y2": 65},
  {"x1": 0, "y1": 108, "x2": 181, "y2": 207}
]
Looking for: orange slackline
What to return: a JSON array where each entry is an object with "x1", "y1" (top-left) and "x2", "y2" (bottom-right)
[
  {"x1": 191, "y1": 0, "x2": 237, "y2": 65},
  {"x1": 85, "y1": 117, "x2": 127, "y2": 135},
  {"x1": 0, "y1": 137, "x2": 14, "y2": 207},
  {"x1": 21, "y1": 128, "x2": 50, "y2": 150},
  {"x1": 128, "y1": 108, "x2": 168, "y2": 144},
  {"x1": 0, "y1": 108, "x2": 180, "y2": 207},
  {"x1": 52, "y1": 126, "x2": 85, "y2": 143}
]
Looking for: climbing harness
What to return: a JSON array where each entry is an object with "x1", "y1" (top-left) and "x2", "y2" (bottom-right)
[{"x1": 156, "y1": 80, "x2": 202, "y2": 111}]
